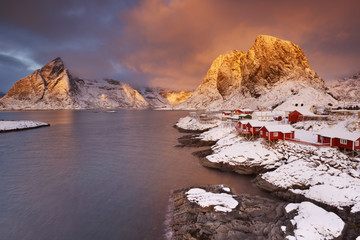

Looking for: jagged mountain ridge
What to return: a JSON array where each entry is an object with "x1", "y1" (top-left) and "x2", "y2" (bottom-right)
[
  {"x1": 326, "y1": 72, "x2": 360, "y2": 102},
  {"x1": 0, "y1": 58, "x2": 149, "y2": 110},
  {"x1": 177, "y1": 35, "x2": 337, "y2": 110}
]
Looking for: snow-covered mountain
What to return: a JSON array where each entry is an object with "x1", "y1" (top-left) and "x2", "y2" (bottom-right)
[
  {"x1": 0, "y1": 58, "x2": 148, "y2": 110},
  {"x1": 176, "y1": 35, "x2": 337, "y2": 110},
  {"x1": 326, "y1": 72, "x2": 360, "y2": 102},
  {"x1": 138, "y1": 87, "x2": 192, "y2": 107}
]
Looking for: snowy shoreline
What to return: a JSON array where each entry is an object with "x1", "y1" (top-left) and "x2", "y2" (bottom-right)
[
  {"x1": 0, "y1": 120, "x2": 50, "y2": 132},
  {"x1": 174, "y1": 115, "x2": 360, "y2": 238}
]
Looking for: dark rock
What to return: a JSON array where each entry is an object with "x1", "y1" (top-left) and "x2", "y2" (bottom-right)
[
  {"x1": 168, "y1": 185, "x2": 293, "y2": 240},
  {"x1": 173, "y1": 124, "x2": 211, "y2": 134},
  {"x1": 176, "y1": 134, "x2": 216, "y2": 147}
]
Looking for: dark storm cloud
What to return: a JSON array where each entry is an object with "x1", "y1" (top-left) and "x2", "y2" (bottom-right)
[{"x1": 0, "y1": 0, "x2": 359, "y2": 92}]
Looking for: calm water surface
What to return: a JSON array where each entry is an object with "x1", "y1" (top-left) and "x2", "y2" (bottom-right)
[{"x1": 0, "y1": 110, "x2": 269, "y2": 240}]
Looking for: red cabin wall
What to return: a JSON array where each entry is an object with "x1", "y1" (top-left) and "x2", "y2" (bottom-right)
[
  {"x1": 284, "y1": 132, "x2": 294, "y2": 139},
  {"x1": 355, "y1": 138, "x2": 360, "y2": 150},
  {"x1": 260, "y1": 128, "x2": 268, "y2": 139},
  {"x1": 288, "y1": 111, "x2": 302, "y2": 123},
  {"x1": 337, "y1": 138, "x2": 355, "y2": 150},
  {"x1": 318, "y1": 135, "x2": 331, "y2": 144}
]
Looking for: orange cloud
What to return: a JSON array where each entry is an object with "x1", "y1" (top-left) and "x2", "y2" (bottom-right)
[{"x1": 117, "y1": 0, "x2": 360, "y2": 90}]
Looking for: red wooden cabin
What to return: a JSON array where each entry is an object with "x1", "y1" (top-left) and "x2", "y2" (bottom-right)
[
  {"x1": 288, "y1": 110, "x2": 303, "y2": 123},
  {"x1": 317, "y1": 131, "x2": 360, "y2": 151},
  {"x1": 236, "y1": 120, "x2": 251, "y2": 134},
  {"x1": 246, "y1": 121, "x2": 265, "y2": 135},
  {"x1": 260, "y1": 125, "x2": 295, "y2": 141}
]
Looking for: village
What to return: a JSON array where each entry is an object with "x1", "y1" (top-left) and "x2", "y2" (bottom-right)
[
  {"x1": 175, "y1": 103, "x2": 360, "y2": 239},
  {"x1": 191, "y1": 103, "x2": 360, "y2": 156}
]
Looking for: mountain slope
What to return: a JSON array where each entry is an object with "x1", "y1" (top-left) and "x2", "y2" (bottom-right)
[
  {"x1": 177, "y1": 35, "x2": 337, "y2": 110},
  {"x1": 326, "y1": 73, "x2": 360, "y2": 102},
  {"x1": 138, "y1": 87, "x2": 192, "y2": 107},
  {"x1": 0, "y1": 58, "x2": 148, "y2": 110}
]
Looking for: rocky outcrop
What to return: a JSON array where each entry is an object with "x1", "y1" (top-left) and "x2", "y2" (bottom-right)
[
  {"x1": 0, "y1": 58, "x2": 148, "y2": 110},
  {"x1": 168, "y1": 185, "x2": 294, "y2": 240},
  {"x1": 326, "y1": 72, "x2": 360, "y2": 102},
  {"x1": 0, "y1": 58, "x2": 79, "y2": 109},
  {"x1": 177, "y1": 35, "x2": 337, "y2": 110}
]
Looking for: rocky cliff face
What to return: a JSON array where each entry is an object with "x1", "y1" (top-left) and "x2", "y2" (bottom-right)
[
  {"x1": 0, "y1": 58, "x2": 148, "y2": 110},
  {"x1": 0, "y1": 57, "x2": 79, "y2": 109},
  {"x1": 177, "y1": 35, "x2": 337, "y2": 110},
  {"x1": 326, "y1": 72, "x2": 360, "y2": 102}
]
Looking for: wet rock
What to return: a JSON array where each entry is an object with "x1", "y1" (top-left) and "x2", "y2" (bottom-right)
[
  {"x1": 176, "y1": 134, "x2": 216, "y2": 147},
  {"x1": 173, "y1": 124, "x2": 211, "y2": 134},
  {"x1": 168, "y1": 185, "x2": 293, "y2": 240}
]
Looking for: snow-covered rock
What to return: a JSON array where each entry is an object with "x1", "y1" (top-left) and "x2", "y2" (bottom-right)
[
  {"x1": 258, "y1": 143, "x2": 360, "y2": 211},
  {"x1": 0, "y1": 120, "x2": 49, "y2": 131},
  {"x1": 285, "y1": 202, "x2": 344, "y2": 240},
  {"x1": 185, "y1": 188, "x2": 238, "y2": 212},
  {"x1": 198, "y1": 124, "x2": 236, "y2": 141},
  {"x1": 176, "y1": 35, "x2": 337, "y2": 110},
  {"x1": 175, "y1": 116, "x2": 222, "y2": 131}
]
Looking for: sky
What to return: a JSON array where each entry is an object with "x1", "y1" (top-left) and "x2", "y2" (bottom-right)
[{"x1": 0, "y1": 0, "x2": 360, "y2": 92}]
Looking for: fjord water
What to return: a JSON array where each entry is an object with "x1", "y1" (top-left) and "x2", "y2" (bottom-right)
[{"x1": 0, "y1": 110, "x2": 267, "y2": 240}]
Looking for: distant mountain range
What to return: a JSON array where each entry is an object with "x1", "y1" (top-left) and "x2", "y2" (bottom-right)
[
  {"x1": 326, "y1": 73, "x2": 360, "y2": 102},
  {"x1": 1, "y1": 35, "x2": 358, "y2": 111},
  {"x1": 0, "y1": 58, "x2": 190, "y2": 110}
]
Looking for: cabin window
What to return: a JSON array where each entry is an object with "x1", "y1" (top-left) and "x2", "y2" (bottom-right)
[
  {"x1": 255, "y1": 128, "x2": 259, "y2": 131},
  {"x1": 340, "y1": 139, "x2": 347, "y2": 145},
  {"x1": 266, "y1": 132, "x2": 269, "y2": 137},
  {"x1": 250, "y1": 128, "x2": 253, "y2": 131},
  {"x1": 355, "y1": 141, "x2": 359, "y2": 147},
  {"x1": 274, "y1": 132, "x2": 278, "y2": 137},
  {"x1": 260, "y1": 131, "x2": 263, "y2": 135}
]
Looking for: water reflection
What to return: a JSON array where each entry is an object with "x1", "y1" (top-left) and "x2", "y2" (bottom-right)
[{"x1": 0, "y1": 110, "x2": 270, "y2": 240}]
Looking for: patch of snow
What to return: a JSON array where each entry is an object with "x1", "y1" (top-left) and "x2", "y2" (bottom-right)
[
  {"x1": 0, "y1": 120, "x2": 49, "y2": 131},
  {"x1": 222, "y1": 187, "x2": 231, "y2": 192},
  {"x1": 207, "y1": 138, "x2": 283, "y2": 168},
  {"x1": 186, "y1": 188, "x2": 238, "y2": 212},
  {"x1": 198, "y1": 124, "x2": 235, "y2": 141},
  {"x1": 285, "y1": 202, "x2": 344, "y2": 240},
  {"x1": 176, "y1": 116, "x2": 221, "y2": 131}
]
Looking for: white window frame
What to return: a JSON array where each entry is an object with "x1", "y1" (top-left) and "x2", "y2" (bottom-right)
[
  {"x1": 266, "y1": 132, "x2": 269, "y2": 137},
  {"x1": 260, "y1": 131, "x2": 263, "y2": 135},
  {"x1": 273, "y1": 132, "x2": 278, "y2": 137},
  {"x1": 355, "y1": 140, "x2": 359, "y2": 147},
  {"x1": 340, "y1": 139, "x2": 347, "y2": 145}
]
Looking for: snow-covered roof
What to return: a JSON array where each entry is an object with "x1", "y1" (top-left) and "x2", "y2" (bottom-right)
[
  {"x1": 247, "y1": 120, "x2": 266, "y2": 127},
  {"x1": 317, "y1": 129, "x2": 360, "y2": 141},
  {"x1": 252, "y1": 111, "x2": 275, "y2": 117},
  {"x1": 261, "y1": 124, "x2": 295, "y2": 133},
  {"x1": 290, "y1": 107, "x2": 316, "y2": 116},
  {"x1": 239, "y1": 119, "x2": 263, "y2": 126}
]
